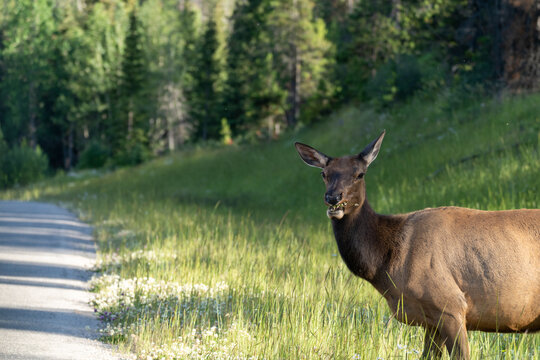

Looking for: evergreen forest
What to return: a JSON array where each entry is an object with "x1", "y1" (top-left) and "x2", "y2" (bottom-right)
[{"x1": 0, "y1": 0, "x2": 539, "y2": 187}]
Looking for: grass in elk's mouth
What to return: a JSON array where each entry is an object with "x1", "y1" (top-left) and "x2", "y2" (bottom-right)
[
  {"x1": 2, "y1": 93, "x2": 539, "y2": 359},
  {"x1": 328, "y1": 201, "x2": 348, "y2": 212}
]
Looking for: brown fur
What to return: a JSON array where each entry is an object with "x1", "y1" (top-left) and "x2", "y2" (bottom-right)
[{"x1": 295, "y1": 131, "x2": 540, "y2": 359}]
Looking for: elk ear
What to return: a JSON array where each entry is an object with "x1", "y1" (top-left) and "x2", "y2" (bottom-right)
[
  {"x1": 295, "y1": 142, "x2": 330, "y2": 168},
  {"x1": 359, "y1": 130, "x2": 385, "y2": 167}
]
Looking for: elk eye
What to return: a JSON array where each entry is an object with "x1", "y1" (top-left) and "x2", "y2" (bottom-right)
[{"x1": 357, "y1": 173, "x2": 365, "y2": 180}]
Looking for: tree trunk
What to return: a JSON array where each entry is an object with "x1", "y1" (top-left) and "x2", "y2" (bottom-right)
[
  {"x1": 63, "y1": 125, "x2": 74, "y2": 170},
  {"x1": 28, "y1": 81, "x2": 37, "y2": 149},
  {"x1": 286, "y1": 44, "x2": 300, "y2": 128},
  {"x1": 494, "y1": 0, "x2": 504, "y2": 81},
  {"x1": 501, "y1": 0, "x2": 540, "y2": 90},
  {"x1": 167, "y1": 116, "x2": 175, "y2": 151},
  {"x1": 391, "y1": 0, "x2": 401, "y2": 27},
  {"x1": 285, "y1": 0, "x2": 301, "y2": 128},
  {"x1": 202, "y1": 120, "x2": 208, "y2": 141},
  {"x1": 128, "y1": 98, "x2": 134, "y2": 139}
]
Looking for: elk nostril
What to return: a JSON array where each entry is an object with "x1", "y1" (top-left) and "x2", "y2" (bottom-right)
[{"x1": 325, "y1": 193, "x2": 342, "y2": 206}]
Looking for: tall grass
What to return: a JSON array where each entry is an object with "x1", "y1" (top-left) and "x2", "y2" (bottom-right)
[{"x1": 2, "y1": 93, "x2": 539, "y2": 359}]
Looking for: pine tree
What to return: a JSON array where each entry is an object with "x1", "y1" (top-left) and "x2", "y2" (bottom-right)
[
  {"x1": 122, "y1": 10, "x2": 147, "y2": 130},
  {"x1": 223, "y1": 0, "x2": 284, "y2": 136},
  {"x1": 178, "y1": 0, "x2": 200, "y2": 94},
  {"x1": 113, "y1": 9, "x2": 149, "y2": 161},
  {"x1": 268, "y1": 0, "x2": 333, "y2": 127},
  {"x1": 188, "y1": 15, "x2": 221, "y2": 141},
  {"x1": 171, "y1": 1, "x2": 200, "y2": 146},
  {"x1": 223, "y1": 0, "x2": 265, "y2": 133}
]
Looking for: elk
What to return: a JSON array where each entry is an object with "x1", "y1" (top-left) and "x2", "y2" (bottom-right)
[{"x1": 295, "y1": 131, "x2": 540, "y2": 359}]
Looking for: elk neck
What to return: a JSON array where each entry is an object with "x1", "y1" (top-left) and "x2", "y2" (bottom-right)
[{"x1": 331, "y1": 197, "x2": 405, "y2": 286}]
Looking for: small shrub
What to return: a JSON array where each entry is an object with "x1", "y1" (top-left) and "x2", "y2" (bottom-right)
[
  {"x1": 365, "y1": 60, "x2": 398, "y2": 107},
  {"x1": 366, "y1": 54, "x2": 441, "y2": 107},
  {"x1": 220, "y1": 118, "x2": 233, "y2": 145},
  {"x1": 394, "y1": 54, "x2": 423, "y2": 100},
  {"x1": 0, "y1": 142, "x2": 49, "y2": 188},
  {"x1": 78, "y1": 140, "x2": 111, "y2": 169},
  {"x1": 417, "y1": 52, "x2": 448, "y2": 93},
  {"x1": 112, "y1": 129, "x2": 152, "y2": 167}
]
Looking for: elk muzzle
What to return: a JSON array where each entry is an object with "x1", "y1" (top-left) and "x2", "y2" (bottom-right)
[
  {"x1": 325, "y1": 192, "x2": 342, "y2": 206},
  {"x1": 325, "y1": 192, "x2": 347, "y2": 220}
]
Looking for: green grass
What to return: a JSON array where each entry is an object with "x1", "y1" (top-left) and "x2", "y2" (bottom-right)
[{"x1": 2, "y1": 92, "x2": 539, "y2": 359}]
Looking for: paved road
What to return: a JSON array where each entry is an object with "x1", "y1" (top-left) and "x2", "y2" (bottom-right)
[{"x1": 0, "y1": 201, "x2": 122, "y2": 360}]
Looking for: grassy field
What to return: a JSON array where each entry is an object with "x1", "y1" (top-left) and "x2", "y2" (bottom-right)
[{"x1": 2, "y1": 92, "x2": 539, "y2": 359}]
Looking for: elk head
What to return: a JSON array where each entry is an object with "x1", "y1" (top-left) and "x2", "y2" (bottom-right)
[{"x1": 295, "y1": 131, "x2": 385, "y2": 220}]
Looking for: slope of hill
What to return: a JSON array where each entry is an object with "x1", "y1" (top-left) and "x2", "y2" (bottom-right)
[{"x1": 2, "y1": 93, "x2": 539, "y2": 359}]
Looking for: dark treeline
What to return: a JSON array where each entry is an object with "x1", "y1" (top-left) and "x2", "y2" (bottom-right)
[{"x1": 0, "y1": 0, "x2": 539, "y2": 187}]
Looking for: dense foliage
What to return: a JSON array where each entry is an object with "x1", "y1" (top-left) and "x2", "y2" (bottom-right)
[
  {"x1": 0, "y1": 0, "x2": 538, "y2": 182},
  {"x1": 0, "y1": 128, "x2": 48, "y2": 187}
]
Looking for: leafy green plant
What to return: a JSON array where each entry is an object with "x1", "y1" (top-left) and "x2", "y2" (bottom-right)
[
  {"x1": 78, "y1": 140, "x2": 111, "y2": 169},
  {"x1": 366, "y1": 54, "x2": 431, "y2": 107},
  {"x1": 112, "y1": 129, "x2": 152, "y2": 167},
  {"x1": 0, "y1": 142, "x2": 48, "y2": 188}
]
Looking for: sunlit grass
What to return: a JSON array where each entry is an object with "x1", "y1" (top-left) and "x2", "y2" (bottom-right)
[{"x1": 2, "y1": 93, "x2": 539, "y2": 359}]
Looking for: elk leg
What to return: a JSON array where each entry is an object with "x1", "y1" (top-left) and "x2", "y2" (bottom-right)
[
  {"x1": 438, "y1": 314, "x2": 470, "y2": 360},
  {"x1": 421, "y1": 327, "x2": 444, "y2": 359}
]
